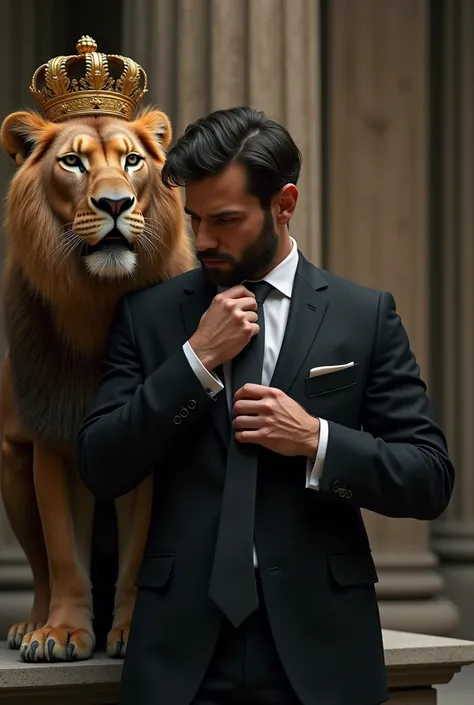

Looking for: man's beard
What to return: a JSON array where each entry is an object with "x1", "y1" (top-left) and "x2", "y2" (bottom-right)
[{"x1": 197, "y1": 209, "x2": 279, "y2": 287}]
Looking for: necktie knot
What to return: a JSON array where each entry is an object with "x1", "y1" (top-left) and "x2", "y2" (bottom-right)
[{"x1": 245, "y1": 280, "x2": 273, "y2": 305}]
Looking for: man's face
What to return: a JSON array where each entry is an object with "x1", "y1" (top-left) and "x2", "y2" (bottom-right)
[{"x1": 184, "y1": 162, "x2": 279, "y2": 287}]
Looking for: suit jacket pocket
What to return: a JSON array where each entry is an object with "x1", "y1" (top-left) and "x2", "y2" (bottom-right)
[
  {"x1": 135, "y1": 553, "x2": 175, "y2": 591},
  {"x1": 327, "y1": 551, "x2": 378, "y2": 589},
  {"x1": 305, "y1": 363, "x2": 360, "y2": 397}
]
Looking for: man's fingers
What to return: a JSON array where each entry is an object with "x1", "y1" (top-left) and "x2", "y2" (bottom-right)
[
  {"x1": 234, "y1": 429, "x2": 266, "y2": 445},
  {"x1": 232, "y1": 414, "x2": 262, "y2": 430},
  {"x1": 232, "y1": 398, "x2": 264, "y2": 417},
  {"x1": 235, "y1": 296, "x2": 258, "y2": 311},
  {"x1": 221, "y1": 285, "x2": 256, "y2": 300},
  {"x1": 217, "y1": 294, "x2": 257, "y2": 312},
  {"x1": 241, "y1": 296, "x2": 259, "y2": 311},
  {"x1": 233, "y1": 383, "x2": 271, "y2": 402}
]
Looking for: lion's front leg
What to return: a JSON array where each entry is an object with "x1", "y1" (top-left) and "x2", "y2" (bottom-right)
[
  {"x1": 1, "y1": 438, "x2": 51, "y2": 647},
  {"x1": 19, "y1": 442, "x2": 96, "y2": 662},
  {"x1": 108, "y1": 474, "x2": 152, "y2": 658},
  {"x1": 0, "y1": 353, "x2": 50, "y2": 648}
]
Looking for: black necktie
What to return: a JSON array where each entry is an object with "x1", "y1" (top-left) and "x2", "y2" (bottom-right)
[{"x1": 209, "y1": 280, "x2": 273, "y2": 627}]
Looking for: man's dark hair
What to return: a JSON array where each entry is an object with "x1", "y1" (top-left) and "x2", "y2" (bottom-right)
[{"x1": 161, "y1": 106, "x2": 302, "y2": 208}]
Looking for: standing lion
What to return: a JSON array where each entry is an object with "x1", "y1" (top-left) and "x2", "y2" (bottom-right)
[{"x1": 0, "y1": 36, "x2": 194, "y2": 662}]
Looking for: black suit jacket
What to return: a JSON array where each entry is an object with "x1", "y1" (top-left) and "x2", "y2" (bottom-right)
[{"x1": 77, "y1": 252, "x2": 454, "y2": 705}]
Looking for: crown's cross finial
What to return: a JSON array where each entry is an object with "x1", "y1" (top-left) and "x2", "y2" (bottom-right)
[{"x1": 76, "y1": 36, "x2": 98, "y2": 54}]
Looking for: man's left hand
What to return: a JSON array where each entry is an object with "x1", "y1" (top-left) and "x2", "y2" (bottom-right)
[{"x1": 232, "y1": 383, "x2": 320, "y2": 459}]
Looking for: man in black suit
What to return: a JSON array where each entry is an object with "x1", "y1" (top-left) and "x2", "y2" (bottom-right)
[{"x1": 77, "y1": 107, "x2": 454, "y2": 705}]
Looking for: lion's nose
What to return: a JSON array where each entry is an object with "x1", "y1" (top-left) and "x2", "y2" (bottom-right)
[{"x1": 91, "y1": 196, "x2": 135, "y2": 218}]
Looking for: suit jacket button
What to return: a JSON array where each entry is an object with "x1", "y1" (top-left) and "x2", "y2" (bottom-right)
[
  {"x1": 346, "y1": 490, "x2": 352, "y2": 499},
  {"x1": 173, "y1": 415, "x2": 182, "y2": 425},
  {"x1": 180, "y1": 407, "x2": 189, "y2": 418},
  {"x1": 332, "y1": 481, "x2": 340, "y2": 493},
  {"x1": 188, "y1": 399, "x2": 197, "y2": 409}
]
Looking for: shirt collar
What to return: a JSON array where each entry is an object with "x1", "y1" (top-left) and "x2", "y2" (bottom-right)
[{"x1": 254, "y1": 236, "x2": 298, "y2": 298}]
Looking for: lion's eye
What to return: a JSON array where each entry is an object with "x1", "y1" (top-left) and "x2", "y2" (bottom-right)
[
  {"x1": 125, "y1": 153, "x2": 143, "y2": 170},
  {"x1": 58, "y1": 154, "x2": 85, "y2": 173}
]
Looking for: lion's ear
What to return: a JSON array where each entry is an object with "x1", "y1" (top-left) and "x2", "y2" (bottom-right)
[
  {"x1": 0, "y1": 111, "x2": 56, "y2": 166},
  {"x1": 133, "y1": 108, "x2": 172, "y2": 152}
]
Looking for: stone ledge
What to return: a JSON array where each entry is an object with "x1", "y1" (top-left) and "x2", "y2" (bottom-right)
[
  {"x1": 0, "y1": 644, "x2": 119, "y2": 704},
  {"x1": 0, "y1": 684, "x2": 117, "y2": 704},
  {"x1": 0, "y1": 630, "x2": 473, "y2": 704},
  {"x1": 384, "y1": 628, "x2": 474, "y2": 669},
  {"x1": 383, "y1": 629, "x2": 474, "y2": 703}
]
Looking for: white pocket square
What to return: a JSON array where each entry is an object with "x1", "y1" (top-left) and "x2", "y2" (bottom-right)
[{"x1": 309, "y1": 361, "x2": 355, "y2": 378}]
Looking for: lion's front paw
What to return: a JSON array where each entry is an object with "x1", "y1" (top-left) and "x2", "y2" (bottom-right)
[
  {"x1": 7, "y1": 619, "x2": 45, "y2": 650},
  {"x1": 19, "y1": 626, "x2": 95, "y2": 662},
  {"x1": 106, "y1": 624, "x2": 130, "y2": 659}
]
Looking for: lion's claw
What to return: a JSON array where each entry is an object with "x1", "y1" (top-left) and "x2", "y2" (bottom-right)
[
  {"x1": 20, "y1": 626, "x2": 94, "y2": 662},
  {"x1": 107, "y1": 625, "x2": 129, "y2": 659}
]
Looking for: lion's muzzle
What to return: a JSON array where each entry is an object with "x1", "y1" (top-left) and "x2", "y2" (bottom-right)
[{"x1": 75, "y1": 192, "x2": 143, "y2": 280}]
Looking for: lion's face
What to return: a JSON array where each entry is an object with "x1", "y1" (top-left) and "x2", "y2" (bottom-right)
[
  {"x1": 48, "y1": 120, "x2": 154, "y2": 280},
  {"x1": 0, "y1": 108, "x2": 191, "y2": 293}
]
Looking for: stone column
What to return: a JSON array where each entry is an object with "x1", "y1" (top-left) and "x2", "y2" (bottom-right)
[
  {"x1": 430, "y1": 0, "x2": 474, "y2": 641},
  {"x1": 0, "y1": 0, "x2": 48, "y2": 633},
  {"x1": 122, "y1": 0, "x2": 322, "y2": 264},
  {"x1": 323, "y1": 0, "x2": 458, "y2": 635}
]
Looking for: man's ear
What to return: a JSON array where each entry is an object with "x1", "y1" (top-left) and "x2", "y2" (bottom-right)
[
  {"x1": 133, "y1": 107, "x2": 172, "y2": 152},
  {"x1": 276, "y1": 184, "x2": 299, "y2": 225},
  {"x1": 0, "y1": 110, "x2": 55, "y2": 166}
]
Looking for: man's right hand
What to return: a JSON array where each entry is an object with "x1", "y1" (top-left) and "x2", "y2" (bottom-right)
[{"x1": 189, "y1": 285, "x2": 259, "y2": 370}]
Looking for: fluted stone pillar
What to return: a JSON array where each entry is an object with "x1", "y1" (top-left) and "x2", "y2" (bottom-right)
[
  {"x1": 122, "y1": 0, "x2": 322, "y2": 265},
  {"x1": 324, "y1": 0, "x2": 458, "y2": 635},
  {"x1": 0, "y1": 0, "x2": 53, "y2": 634},
  {"x1": 430, "y1": 0, "x2": 474, "y2": 641}
]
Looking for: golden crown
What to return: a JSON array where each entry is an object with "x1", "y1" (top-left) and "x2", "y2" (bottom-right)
[{"x1": 30, "y1": 35, "x2": 148, "y2": 123}]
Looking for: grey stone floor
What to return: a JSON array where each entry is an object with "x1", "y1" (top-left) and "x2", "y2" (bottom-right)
[{"x1": 437, "y1": 662, "x2": 474, "y2": 704}]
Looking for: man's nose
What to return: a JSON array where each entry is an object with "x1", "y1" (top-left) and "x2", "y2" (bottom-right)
[{"x1": 195, "y1": 224, "x2": 219, "y2": 252}]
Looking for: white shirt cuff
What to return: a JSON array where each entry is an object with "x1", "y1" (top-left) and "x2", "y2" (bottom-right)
[
  {"x1": 182, "y1": 341, "x2": 224, "y2": 398},
  {"x1": 306, "y1": 418, "x2": 329, "y2": 491}
]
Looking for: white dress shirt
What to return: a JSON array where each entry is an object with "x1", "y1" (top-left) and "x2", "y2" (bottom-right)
[{"x1": 182, "y1": 238, "x2": 329, "y2": 489}]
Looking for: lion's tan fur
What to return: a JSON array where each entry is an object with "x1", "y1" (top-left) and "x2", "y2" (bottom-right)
[{"x1": 0, "y1": 107, "x2": 194, "y2": 661}]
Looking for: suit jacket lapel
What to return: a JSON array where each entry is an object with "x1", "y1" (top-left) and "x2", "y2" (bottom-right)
[
  {"x1": 180, "y1": 270, "x2": 231, "y2": 450},
  {"x1": 270, "y1": 253, "x2": 329, "y2": 393}
]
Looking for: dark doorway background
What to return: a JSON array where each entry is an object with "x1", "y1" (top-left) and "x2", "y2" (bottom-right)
[{"x1": 60, "y1": 0, "x2": 124, "y2": 55}]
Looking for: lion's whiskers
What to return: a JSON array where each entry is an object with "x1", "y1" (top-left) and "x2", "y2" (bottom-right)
[
  {"x1": 136, "y1": 232, "x2": 157, "y2": 263},
  {"x1": 52, "y1": 225, "x2": 82, "y2": 265},
  {"x1": 136, "y1": 225, "x2": 171, "y2": 264},
  {"x1": 53, "y1": 215, "x2": 175, "y2": 271},
  {"x1": 143, "y1": 218, "x2": 171, "y2": 249}
]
